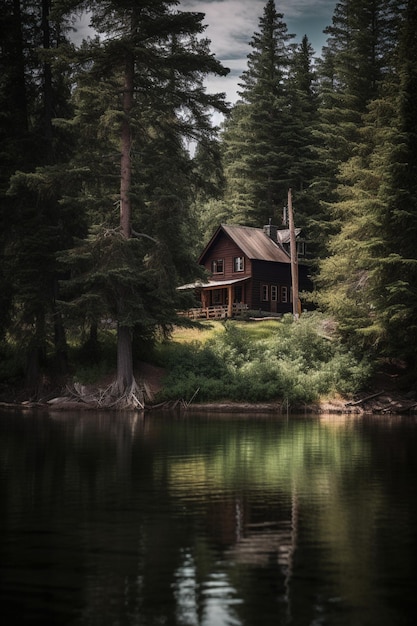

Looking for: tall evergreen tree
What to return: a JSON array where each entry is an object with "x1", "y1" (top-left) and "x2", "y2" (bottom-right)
[
  {"x1": 287, "y1": 35, "x2": 318, "y2": 187},
  {"x1": 372, "y1": 0, "x2": 417, "y2": 370},
  {"x1": 0, "y1": 0, "x2": 29, "y2": 338},
  {"x1": 312, "y1": 0, "x2": 407, "y2": 301},
  {"x1": 0, "y1": 0, "x2": 77, "y2": 392},
  {"x1": 315, "y1": 0, "x2": 417, "y2": 372},
  {"x1": 221, "y1": 0, "x2": 294, "y2": 226},
  {"x1": 61, "y1": 0, "x2": 229, "y2": 401},
  {"x1": 192, "y1": 135, "x2": 227, "y2": 242},
  {"x1": 314, "y1": 0, "x2": 404, "y2": 198},
  {"x1": 286, "y1": 34, "x2": 322, "y2": 259}
]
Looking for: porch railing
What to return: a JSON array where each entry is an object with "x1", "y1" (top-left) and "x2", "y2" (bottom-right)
[{"x1": 179, "y1": 303, "x2": 248, "y2": 320}]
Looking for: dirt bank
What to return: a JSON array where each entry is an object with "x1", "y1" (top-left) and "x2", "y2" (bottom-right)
[{"x1": 1, "y1": 360, "x2": 415, "y2": 415}]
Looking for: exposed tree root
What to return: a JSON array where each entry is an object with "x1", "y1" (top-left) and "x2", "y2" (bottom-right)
[{"x1": 61, "y1": 377, "x2": 152, "y2": 410}]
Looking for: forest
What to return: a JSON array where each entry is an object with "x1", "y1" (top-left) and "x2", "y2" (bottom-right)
[{"x1": 1, "y1": 0, "x2": 416, "y2": 406}]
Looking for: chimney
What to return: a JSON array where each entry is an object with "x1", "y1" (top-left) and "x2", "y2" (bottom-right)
[{"x1": 263, "y1": 218, "x2": 278, "y2": 241}]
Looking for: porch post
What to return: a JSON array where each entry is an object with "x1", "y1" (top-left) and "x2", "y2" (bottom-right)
[{"x1": 227, "y1": 285, "x2": 233, "y2": 318}]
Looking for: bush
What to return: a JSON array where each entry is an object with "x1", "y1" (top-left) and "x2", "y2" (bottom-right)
[
  {"x1": 0, "y1": 344, "x2": 25, "y2": 392},
  {"x1": 73, "y1": 361, "x2": 114, "y2": 385},
  {"x1": 156, "y1": 313, "x2": 371, "y2": 404}
]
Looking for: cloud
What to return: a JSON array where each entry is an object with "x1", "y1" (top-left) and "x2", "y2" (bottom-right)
[
  {"x1": 180, "y1": 0, "x2": 335, "y2": 103},
  {"x1": 178, "y1": 0, "x2": 336, "y2": 102},
  {"x1": 181, "y1": 0, "x2": 333, "y2": 56},
  {"x1": 183, "y1": 0, "x2": 264, "y2": 58},
  {"x1": 182, "y1": 0, "x2": 272, "y2": 64},
  {"x1": 70, "y1": 1, "x2": 335, "y2": 105}
]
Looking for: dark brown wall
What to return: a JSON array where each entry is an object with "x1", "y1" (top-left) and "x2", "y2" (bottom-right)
[
  {"x1": 201, "y1": 230, "x2": 312, "y2": 314},
  {"x1": 202, "y1": 231, "x2": 252, "y2": 280},
  {"x1": 250, "y1": 260, "x2": 292, "y2": 312}
]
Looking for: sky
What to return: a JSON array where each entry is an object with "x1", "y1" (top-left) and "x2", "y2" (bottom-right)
[
  {"x1": 179, "y1": 0, "x2": 337, "y2": 104},
  {"x1": 73, "y1": 0, "x2": 337, "y2": 106}
]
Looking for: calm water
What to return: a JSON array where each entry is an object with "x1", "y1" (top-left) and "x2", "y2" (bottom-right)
[{"x1": 1, "y1": 409, "x2": 417, "y2": 626}]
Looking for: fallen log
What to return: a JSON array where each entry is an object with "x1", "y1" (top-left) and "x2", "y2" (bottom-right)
[
  {"x1": 145, "y1": 399, "x2": 181, "y2": 411},
  {"x1": 345, "y1": 391, "x2": 385, "y2": 407},
  {"x1": 374, "y1": 401, "x2": 417, "y2": 414}
]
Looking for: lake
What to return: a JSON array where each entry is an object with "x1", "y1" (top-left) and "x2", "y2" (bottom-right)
[{"x1": 1, "y1": 408, "x2": 416, "y2": 625}]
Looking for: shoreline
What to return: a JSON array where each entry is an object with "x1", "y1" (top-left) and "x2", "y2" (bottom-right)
[{"x1": 1, "y1": 394, "x2": 416, "y2": 415}]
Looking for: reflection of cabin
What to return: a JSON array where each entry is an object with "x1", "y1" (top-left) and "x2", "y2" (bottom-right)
[
  {"x1": 227, "y1": 519, "x2": 294, "y2": 570},
  {"x1": 178, "y1": 223, "x2": 311, "y2": 319}
]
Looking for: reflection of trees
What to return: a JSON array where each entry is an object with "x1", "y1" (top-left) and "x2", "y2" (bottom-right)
[
  {"x1": 158, "y1": 418, "x2": 368, "y2": 494},
  {"x1": 156, "y1": 417, "x2": 386, "y2": 625},
  {"x1": 1, "y1": 411, "x2": 416, "y2": 626},
  {"x1": 0, "y1": 411, "x2": 154, "y2": 624}
]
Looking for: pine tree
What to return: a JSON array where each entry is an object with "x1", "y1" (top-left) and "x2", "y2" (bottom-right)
[
  {"x1": 372, "y1": 0, "x2": 417, "y2": 369},
  {"x1": 221, "y1": 0, "x2": 294, "y2": 226},
  {"x1": 315, "y1": 0, "x2": 417, "y2": 368},
  {"x1": 312, "y1": 0, "x2": 406, "y2": 281},
  {"x1": 314, "y1": 141, "x2": 385, "y2": 347},
  {"x1": 192, "y1": 135, "x2": 227, "y2": 241},
  {"x1": 314, "y1": 0, "x2": 404, "y2": 196},
  {"x1": 0, "y1": 0, "x2": 29, "y2": 338},
  {"x1": 286, "y1": 34, "x2": 322, "y2": 260},
  {"x1": 61, "y1": 0, "x2": 229, "y2": 401},
  {"x1": 0, "y1": 0, "x2": 77, "y2": 391}
]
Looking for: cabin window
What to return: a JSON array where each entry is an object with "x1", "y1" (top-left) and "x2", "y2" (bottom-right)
[
  {"x1": 271, "y1": 285, "x2": 278, "y2": 301},
  {"x1": 297, "y1": 241, "x2": 306, "y2": 256},
  {"x1": 261, "y1": 284, "x2": 269, "y2": 301},
  {"x1": 211, "y1": 259, "x2": 224, "y2": 274},
  {"x1": 281, "y1": 286, "x2": 288, "y2": 303},
  {"x1": 233, "y1": 256, "x2": 244, "y2": 272}
]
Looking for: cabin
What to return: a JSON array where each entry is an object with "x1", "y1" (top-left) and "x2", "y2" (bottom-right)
[{"x1": 178, "y1": 223, "x2": 311, "y2": 319}]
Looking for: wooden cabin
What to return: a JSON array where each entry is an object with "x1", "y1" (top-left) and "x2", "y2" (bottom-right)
[{"x1": 178, "y1": 223, "x2": 311, "y2": 319}]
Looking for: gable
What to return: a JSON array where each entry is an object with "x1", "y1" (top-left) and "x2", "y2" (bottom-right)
[
  {"x1": 199, "y1": 228, "x2": 242, "y2": 263},
  {"x1": 199, "y1": 224, "x2": 291, "y2": 265}
]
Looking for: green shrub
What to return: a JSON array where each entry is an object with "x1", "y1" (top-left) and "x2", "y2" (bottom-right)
[
  {"x1": 0, "y1": 344, "x2": 25, "y2": 389},
  {"x1": 156, "y1": 313, "x2": 371, "y2": 404},
  {"x1": 73, "y1": 361, "x2": 114, "y2": 385}
]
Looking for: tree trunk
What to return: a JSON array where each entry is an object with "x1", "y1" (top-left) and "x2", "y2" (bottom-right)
[
  {"x1": 12, "y1": 0, "x2": 29, "y2": 135},
  {"x1": 25, "y1": 347, "x2": 42, "y2": 394},
  {"x1": 120, "y1": 52, "x2": 134, "y2": 239},
  {"x1": 53, "y1": 278, "x2": 68, "y2": 374},
  {"x1": 53, "y1": 313, "x2": 68, "y2": 375},
  {"x1": 117, "y1": 322, "x2": 133, "y2": 393},
  {"x1": 116, "y1": 50, "x2": 135, "y2": 392},
  {"x1": 41, "y1": 0, "x2": 54, "y2": 161},
  {"x1": 25, "y1": 313, "x2": 46, "y2": 396}
]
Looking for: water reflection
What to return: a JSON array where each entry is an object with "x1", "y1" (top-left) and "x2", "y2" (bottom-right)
[{"x1": 1, "y1": 409, "x2": 417, "y2": 625}]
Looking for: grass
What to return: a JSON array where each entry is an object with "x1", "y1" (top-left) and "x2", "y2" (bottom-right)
[
  {"x1": 171, "y1": 318, "x2": 282, "y2": 345},
  {"x1": 55, "y1": 314, "x2": 371, "y2": 405},
  {"x1": 170, "y1": 321, "x2": 224, "y2": 344},
  {"x1": 233, "y1": 318, "x2": 283, "y2": 340}
]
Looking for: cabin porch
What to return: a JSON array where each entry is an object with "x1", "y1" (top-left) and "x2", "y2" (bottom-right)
[
  {"x1": 179, "y1": 303, "x2": 248, "y2": 320},
  {"x1": 177, "y1": 277, "x2": 250, "y2": 319}
]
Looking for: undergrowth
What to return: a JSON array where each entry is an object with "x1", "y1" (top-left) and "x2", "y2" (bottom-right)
[{"x1": 156, "y1": 313, "x2": 372, "y2": 405}]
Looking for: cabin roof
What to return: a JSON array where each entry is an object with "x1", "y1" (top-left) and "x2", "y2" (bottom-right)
[
  {"x1": 276, "y1": 228, "x2": 301, "y2": 245},
  {"x1": 199, "y1": 224, "x2": 291, "y2": 264},
  {"x1": 177, "y1": 276, "x2": 250, "y2": 291}
]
